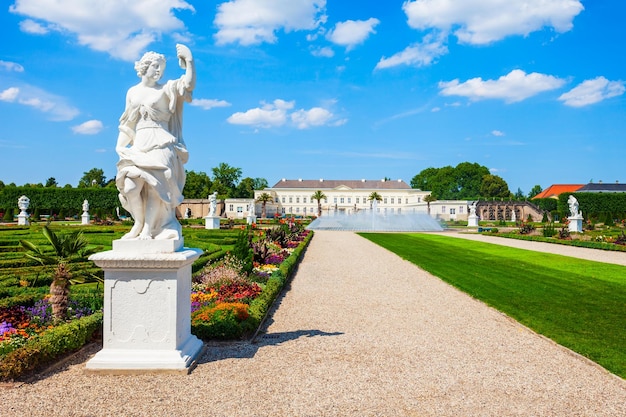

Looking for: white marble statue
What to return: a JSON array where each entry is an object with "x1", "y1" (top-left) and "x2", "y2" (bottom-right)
[
  {"x1": 469, "y1": 201, "x2": 477, "y2": 216},
  {"x1": 115, "y1": 44, "x2": 195, "y2": 240},
  {"x1": 208, "y1": 192, "x2": 217, "y2": 217},
  {"x1": 18, "y1": 195, "x2": 30, "y2": 212},
  {"x1": 568, "y1": 195, "x2": 581, "y2": 217},
  {"x1": 82, "y1": 199, "x2": 89, "y2": 213}
]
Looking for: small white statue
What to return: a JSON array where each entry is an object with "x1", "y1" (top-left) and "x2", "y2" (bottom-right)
[
  {"x1": 82, "y1": 199, "x2": 89, "y2": 213},
  {"x1": 208, "y1": 192, "x2": 217, "y2": 217},
  {"x1": 469, "y1": 201, "x2": 477, "y2": 216},
  {"x1": 115, "y1": 44, "x2": 195, "y2": 241},
  {"x1": 18, "y1": 195, "x2": 30, "y2": 212},
  {"x1": 567, "y1": 195, "x2": 581, "y2": 217},
  {"x1": 249, "y1": 201, "x2": 255, "y2": 216}
]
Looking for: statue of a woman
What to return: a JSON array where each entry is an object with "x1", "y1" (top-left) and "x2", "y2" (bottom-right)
[{"x1": 115, "y1": 44, "x2": 195, "y2": 240}]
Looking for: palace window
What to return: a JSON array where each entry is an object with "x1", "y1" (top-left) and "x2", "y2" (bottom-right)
[
  {"x1": 441, "y1": 206, "x2": 446, "y2": 213},
  {"x1": 282, "y1": 197, "x2": 285, "y2": 203},
  {"x1": 340, "y1": 197, "x2": 345, "y2": 204},
  {"x1": 296, "y1": 197, "x2": 300, "y2": 203},
  {"x1": 356, "y1": 197, "x2": 360, "y2": 204},
  {"x1": 391, "y1": 198, "x2": 394, "y2": 204},
  {"x1": 383, "y1": 198, "x2": 387, "y2": 204},
  {"x1": 289, "y1": 197, "x2": 293, "y2": 203}
]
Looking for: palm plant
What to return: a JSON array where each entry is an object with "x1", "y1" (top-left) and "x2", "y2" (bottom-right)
[
  {"x1": 368, "y1": 192, "x2": 382, "y2": 204},
  {"x1": 256, "y1": 192, "x2": 274, "y2": 219},
  {"x1": 424, "y1": 194, "x2": 437, "y2": 215},
  {"x1": 20, "y1": 226, "x2": 99, "y2": 322},
  {"x1": 311, "y1": 190, "x2": 327, "y2": 217}
]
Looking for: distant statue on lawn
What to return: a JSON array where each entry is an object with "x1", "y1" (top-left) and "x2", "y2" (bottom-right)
[
  {"x1": 469, "y1": 201, "x2": 477, "y2": 216},
  {"x1": 82, "y1": 200, "x2": 89, "y2": 213},
  {"x1": 568, "y1": 195, "x2": 581, "y2": 217},
  {"x1": 208, "y1": 192, "x2": 217, "y2": 217},
  {"x1": 18, "y1": 195, "x2": 30, "y2": 213},
  {"x1": 115, "y1": 44, "x2": 196, "y2": 240}
]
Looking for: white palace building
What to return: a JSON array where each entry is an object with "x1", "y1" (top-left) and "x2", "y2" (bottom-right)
[{"x1": 220, "y1": 178, "x2": 471, "y2": 221}]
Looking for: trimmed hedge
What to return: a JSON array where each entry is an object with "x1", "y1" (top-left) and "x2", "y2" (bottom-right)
[
  {"x1": 558, "y1": 192, "x2": 626, "y2": 220},
  {"x1": 0, "y1": 312, "x2": 102, "y2": 381},
  {"x1": 0, "y1": 187, "x2": 120, "y2": 215}
]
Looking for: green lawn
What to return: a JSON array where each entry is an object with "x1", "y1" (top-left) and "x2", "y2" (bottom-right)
[{"x1": 359, "y1": 232, "x2": 626, "y2": 378}]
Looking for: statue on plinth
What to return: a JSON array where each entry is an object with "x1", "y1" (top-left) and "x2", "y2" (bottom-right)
[
  {"x1": 115, "y1": 44, "x2": 195, "y2": 241},
  {"x1": 568, "y1": 195, "x2": 582, "y2": 217},
  {"x1": 82, "y1": 200, "x2": 89, "y2": 213},
  {"x1": 208, "y1": 192, "x2": 218, "y2": 217}
]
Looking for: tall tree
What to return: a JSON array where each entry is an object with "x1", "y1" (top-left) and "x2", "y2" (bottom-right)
[
  {"x1": 528, "y1": 185, "x2": 543, "y2": 199},
  {"x1": 211, "y1": 163, "x2": 242, "y2": 197},
  {"x1": 78, "y1": 168, "x2": 106, "y2": 188},
  {"x1": 311, "y1": 190, "x2": 327, "y2": 217},
  {"x1": 45, "y1": 177, "x2": 58, "y2": 187},
  {"x1": 183, "y1": 170, "x2": 212, "y2": 199},
  {"x1": 234, "y1": 177, "x2": 256, "y2": 198},
  {"x1": 514, "y1": 187, "x2": 525, "y2": 199},
  {"x1": 480, "y1": 174, "x2": 511, "y2": 198},
  {"x1": 411, "y1": 163, "x2": 489, "y2": 199}
]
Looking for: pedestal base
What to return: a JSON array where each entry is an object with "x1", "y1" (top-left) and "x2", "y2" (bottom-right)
[
  {"x1": 17, "y1": 214, "x2": 29, "y2": 226},
  {"x1": 568, "y1": 216, "x2": 583, "y2": 233},
  {"x1": 204, "y1": 216, "x2": 220, "y2": 229},
  {"x1": 247, "y1": 215, "x2": 257, "y2": 225},
  {"x1": 467, "y1": 214, "x2": 479, "y2": 227},
  {"x1": 82, "y1": 214, "x2": 90, "y2": 225},
  {"x1": 86, "y1": 240, "x2": 203, "y2": 373}
]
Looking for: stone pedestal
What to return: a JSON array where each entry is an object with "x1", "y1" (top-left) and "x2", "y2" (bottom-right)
[
  {"x1": 85, "y1": 239, "x2": 204, "y2": 373},
  {"x1": 568, "y1": 215, "x2": 583, "y2": 233},
  {"x1": 17, "y1": 213, "x2": 29, "y2": 226},
  {"x1": 204, "y1": 216, "x2": 220, "y2": 230},
  {"x1": 467, "y1": 214, "x2": 479, "y2": 227},
  {"x1": 246, "y1": 215, "x2": 257, "y2": 225},
  {"x1": 82, "y1": 213, "x2": 90, "y2": 225}
]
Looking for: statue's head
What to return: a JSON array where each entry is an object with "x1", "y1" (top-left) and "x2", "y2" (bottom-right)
[{"x1": 134, "y1": 51, "x2": 166, "y2": 78}]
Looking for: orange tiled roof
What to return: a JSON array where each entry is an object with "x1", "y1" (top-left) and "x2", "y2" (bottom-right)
[{"x1": 532, "y1": 184, "x2": 584, "y2": 199}]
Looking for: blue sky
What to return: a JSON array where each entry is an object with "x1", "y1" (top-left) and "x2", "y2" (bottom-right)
[{"x1": 1, "y1": 0, "x2": 624, "y2": 195}]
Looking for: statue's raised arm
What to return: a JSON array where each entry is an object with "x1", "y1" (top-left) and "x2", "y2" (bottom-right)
[{"x1": 115, "y1": 44, "x2": 195, "y2": 241}]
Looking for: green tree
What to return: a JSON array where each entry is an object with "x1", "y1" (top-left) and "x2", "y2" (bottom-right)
[
  {"x1": 528, "y1": 185, "x2": 543, "y2": 199},
  {"x1": 411, "y1": 163, "x2": 489, "y2": 199},
  {"x1": 19, "y1": 226, "x2": 99, "y2": 321},
  {"x1": 78, "y1": 168, "x2": 106, "y2": 188},
  {"x1": 480, "y1": 174, "x2": 511, "y2": 198},
  {"x1": 183, "y1": 170, "x2": 212, "y2": 199},
  {"x1": 45, "y1": 177, "x2": 58, "y2": 187},
  {"x1": 311, "y1": 190, "x2": 327, "y2": 217},
  {"x1": 253, "y1": 177, "x2": 269, "y2": 191},
  {"x1": 256, "y1": 192, "x2": 274, "y2": 218},
  {"x1": 234, "y1": 177, "x2": 256, "y2": 198},
  {"x1": 211, "y1": 163, "x2": 242, "y2": 197},
  {"x1": 514, "y1": 187, "x2": 525, "y2": 200}
]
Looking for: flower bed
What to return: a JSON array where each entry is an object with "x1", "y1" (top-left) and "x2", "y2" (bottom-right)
[{"x1": 190, "y1": 224, "x2": 312, "y2": 340}]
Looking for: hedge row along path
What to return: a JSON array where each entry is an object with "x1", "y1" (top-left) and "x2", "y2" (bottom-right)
[{"x1": 1, "y1": 230, "x2": 625, "y2": 416}]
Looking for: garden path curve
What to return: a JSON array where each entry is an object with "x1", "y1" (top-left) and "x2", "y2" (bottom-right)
[{"x1": 1, "y1": 230, "x2": 625, "y2": 416}]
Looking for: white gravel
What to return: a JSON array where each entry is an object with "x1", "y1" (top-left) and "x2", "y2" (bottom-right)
[{"x1": 2, "y1": 230, "x2": 625, "y2": 416}]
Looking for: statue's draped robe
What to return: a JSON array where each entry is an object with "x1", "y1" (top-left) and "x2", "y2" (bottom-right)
[{"x1": 116, "y1": 77, "x2": 191, "y2": 239}]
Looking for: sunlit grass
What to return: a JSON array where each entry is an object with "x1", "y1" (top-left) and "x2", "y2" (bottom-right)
[{"x1": 360, "y1": 232, "x2": 626, "y2": 378}]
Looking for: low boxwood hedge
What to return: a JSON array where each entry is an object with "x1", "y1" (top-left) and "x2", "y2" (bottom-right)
[{"x1": 0, "y1": 311, "x2": 102, "y2": 381}]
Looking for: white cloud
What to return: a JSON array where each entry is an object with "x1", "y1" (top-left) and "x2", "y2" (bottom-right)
[
  {"x1": 227, "y1": 99, "x2": 294, "y2": 128},
  {"x1": 491, "y1": 130, "x2": 505, "y2": 136},
  {"x1": 0, "y1": 61, "x2": 25, "y2": 72},
  {"x1": 376, "y1": 33, "x2": 447, "y2": 69},
  {"x1": 558, "y1": 76, "x2": 625, "y2": 107},
  {"x1": 72, "y1": 119, "x2": 103, "y2": 135},
  {"x1": 0, "y1": 87, "x2": 20, "y2": 102},
  {"x1": 403, "y1": 0, "x2": 583, "y2": 45},
  {"x1": 9, "y1": 0, "x2": 195, "y2": 61},
  {"x1": 291, "y1": 107, "x2": 333, "y2": 129},
  {"x1": 19, "y1": 18, "x2": 49, "y2": 34},
  {"x1": 326, "y1": 18, "x2": 379, "y2": 50},
  {"x1": 439, "y1": 69, "x2": 566, "y2": 103},
  {"x1": 214, "y1": 0, "x2": 327, "y2": 45},
  {"x1": 0, "y1": 85, "x2": 79, "y2": 121},
  {"x1": 311, "y1": 46, "x2": 334, "y2": 58},
  {"x1": 227, "y1": 99, "x2": 344, "y2": 129},
  {"x1": 191, "y1": 98, "x2": 232, "y2": 110}
]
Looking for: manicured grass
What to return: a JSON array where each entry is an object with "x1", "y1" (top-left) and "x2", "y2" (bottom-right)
[{"x1": 359, "y1": 232, "x2": 626, "y2": 378}]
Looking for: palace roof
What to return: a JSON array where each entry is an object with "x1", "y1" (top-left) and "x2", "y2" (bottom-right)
[
  {"x1": 532, "y1": 184, "x2": 584, "y2": 199},
  {"x1": 270, "y1": 179, "x2": 413, "y2": 190}
]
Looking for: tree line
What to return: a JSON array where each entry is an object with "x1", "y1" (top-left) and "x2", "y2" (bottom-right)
[{"x1": 410, "y1": 162, "x2": 542, "y2": 200}]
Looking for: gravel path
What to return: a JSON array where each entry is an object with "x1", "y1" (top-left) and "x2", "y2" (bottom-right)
[{"x1": 2, "y1": 231, "x2": 625, "y2": 416}]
